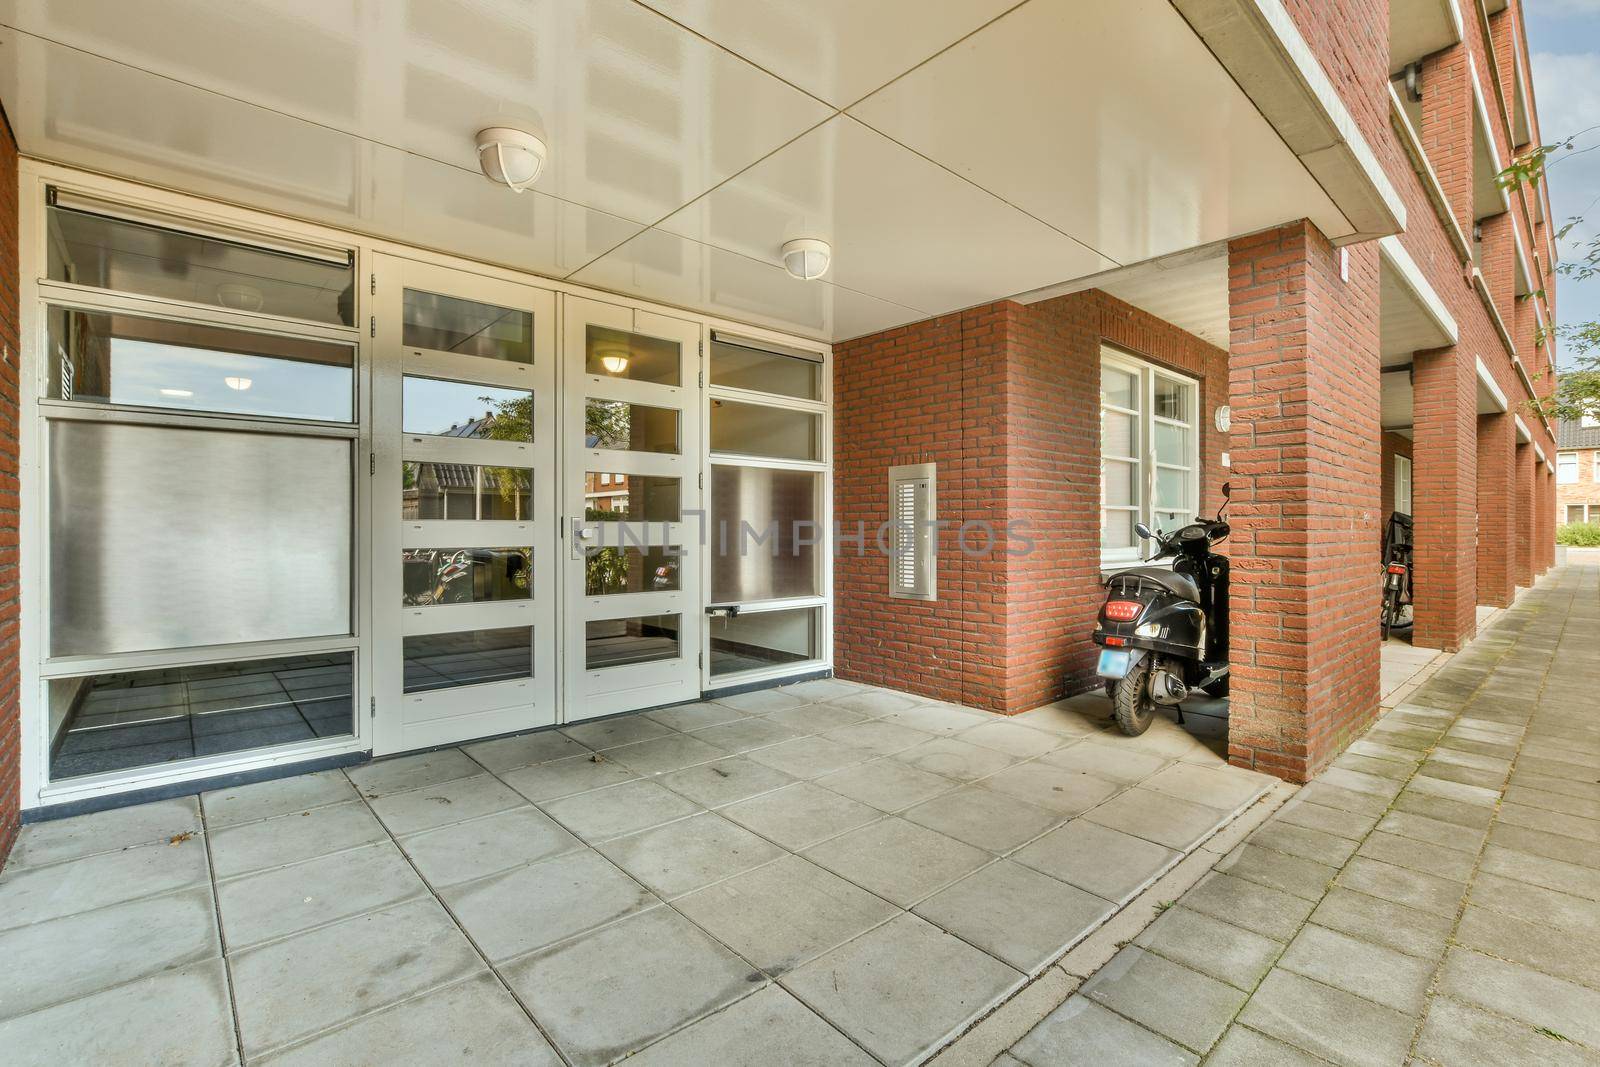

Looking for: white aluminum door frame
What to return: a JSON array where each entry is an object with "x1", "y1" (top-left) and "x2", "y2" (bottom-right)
[
  {"x1": 372, "y1": 255, "x2": 558, "y2": 753},
  {"x1": 561, "y1": 295, "x2": 703, "y2": 721}
]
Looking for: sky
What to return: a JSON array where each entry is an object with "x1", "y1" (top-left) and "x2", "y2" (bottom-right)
[{"x1": 1526, "y1": 0, "x2": 1600, "y2": 363}]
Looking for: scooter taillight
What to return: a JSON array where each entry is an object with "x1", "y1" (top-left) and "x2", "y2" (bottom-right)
[
  {"x1": 1386, "y1": 563, "x2": 1407, "y2": 575},
  {"x1": 1104, "y1": 600, "x2": 1143, "y2": 621}
]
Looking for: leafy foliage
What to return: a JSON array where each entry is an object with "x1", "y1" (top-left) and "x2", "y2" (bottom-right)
[{"x1": 1556, "y1": 522, "x2": 1600, "y2": 546}]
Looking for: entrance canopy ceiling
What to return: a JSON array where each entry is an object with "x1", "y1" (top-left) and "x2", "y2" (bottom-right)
[{"x1": 1, "y1": 0, "x2": 1356, "y2": 342}]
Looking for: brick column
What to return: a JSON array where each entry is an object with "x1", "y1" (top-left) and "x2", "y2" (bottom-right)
[
  {"x1": 1515, "y1": 442, "x2": 1535, "y2": 588},
  {"x1": 1226, "y1": 222, "x2": 1381, "y2": 783},
  {"x1": 1420, "y1": 46, "x2": 1474, "y2": 236},
  {"x1": 1475, "y1": 412, "x2": 1516, "y2": 607},
  {"x1": 0, "y1": 107, "x2": 17, "y2": 866},
  {"x1": 1541, "y1": 465, "x2": 1557, "y2": 573},
  {"x1": 1410, "y1": 346, "x2": 1477, "y2": 649}
]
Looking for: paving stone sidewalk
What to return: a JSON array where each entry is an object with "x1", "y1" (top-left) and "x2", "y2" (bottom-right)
[{"x1": 1004, "y1": 563, "x2": 1600, "y2": 1066}]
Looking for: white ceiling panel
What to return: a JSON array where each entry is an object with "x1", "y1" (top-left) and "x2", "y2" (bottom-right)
[
  {"x1": 848, "y1": 0, "x2": 1347, "y2": 267},
  {"x1": 634, "y1": 0, "x2": 1021, "y2": 107},
  {"x1": 0, "y1": 0, "x2": 832, "y2": 225},
  {"x1": 656, "y1": 115, "x2": 1113, "y2": 314},
  {"x1": 0, "y1": 29, "x2": 648, "y2": 282},
  {"x1": 569, "y1": 225, "x2": 924, "y2": 342}
]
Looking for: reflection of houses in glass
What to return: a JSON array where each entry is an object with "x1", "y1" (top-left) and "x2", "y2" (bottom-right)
[
  {"x1": 584, "y1": 428, "x2": 631, "y2": 516},
  {"x1": 403, "y1": 411, "x2": 532, "y2": 522}
]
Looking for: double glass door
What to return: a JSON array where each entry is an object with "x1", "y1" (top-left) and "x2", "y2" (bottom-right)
[{"x1": 374, "y1": 265, "x2": 701, "y2": 753}]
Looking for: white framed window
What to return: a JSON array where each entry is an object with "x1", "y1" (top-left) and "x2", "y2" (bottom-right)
[
  {"x1": 1567, "y1": 505, "x2": 1587, "y2": 525},
  {"x1": 1558, "y1": 452, "x2": 1578, "y2": 484},
  {"x1": 1592, "y1": 451, "x2": 1600, "y2": 481},
  {"x1": 1100, "y1": 348, "x2": 1200, "y2": 566},
  {"x1": 1393, "y1": 455, "x2": 1413, "y2": 515}
]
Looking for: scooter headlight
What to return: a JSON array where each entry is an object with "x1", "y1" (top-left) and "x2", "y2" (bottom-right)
[{"x1": 1134, "y1": 621, "x2": 1163, "y2": 639}]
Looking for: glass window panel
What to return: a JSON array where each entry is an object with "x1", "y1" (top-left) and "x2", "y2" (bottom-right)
[
  {"x1": 586, "y1": 325, "x2": 680, "y2": 385},
  {"x1": 1155, "y1": 422, "x2": 1189, "y2": 466},
  {"x1": 1568, "y1": 505, "x2": 1586, "y2": 524},
  {"x1": 585, "y1": 475, "x2": 680, "y2": 521},
  {"x1": 585, "y1": 614, "x2": 680, "y2": 669},
  {"x1": 1102, "y1": 410, "x2": 1137, "y2": 459},
  {"x1": 1156, "y1": 467, "x2": 1188, "y2": 510},
  {"x1": 710, "y1": 466, "x2": 821, "y2": 602},
  {"x1": 709, "y1": 340, "x2": 822, "y2": 400},
  {"x1": 585, "y1": 546, "x2": 682, "y2": 595},
  {"x1": 1102, "y1": 509, "x2": 1136, "y2": 549},
  {"x1": 1154, "y1": 511, "x2": 1186, "y2": 533},
  {"x1": 1154, "y1": 376, "x2": 1191, "y2": 421},
  {"x1": 46, "y1": 306, "x2": 354, "y2": 421},
  {"x1": 47, "y1": 204, "x2": 355, "y2": 326},
  {"x1": 402, "y1": 376, "x2": 532, "y2": 440},
  {"x1": 710, "y1": 607, "x2": 821, "y2": 677},
  {"x1": 48, "y1": 652, "x2": 355, "y2": 781},
  {"x1": 1103, "y1": 459, "x2": 1137, "y2": 507},
  {"x1": 585, "y1": 399, "x2": 680, "y2": 454},
  {"x1": 402, "y1": 463, "x2": 532, "y2": 520},
  {"x1": 403, "y1": 627, "x2": 531, "y2": 694},
  {"x1": 710, "y1": 400, "x2": 822, "y2": 462},
  {"x1": 1102, "y1": 365, "x2": 1138, "y2": 409},
  {"x1": 402, "y1": 547, "x2": 531, "y2": 606},
  {"x1": 402, "y1": 289, "x2": 532, "y2": 363}
]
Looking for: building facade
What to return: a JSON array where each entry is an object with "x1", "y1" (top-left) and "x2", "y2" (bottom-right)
[
  {"x1": 1556, "y1": 420, "x2": 1600, "y2": 525},
  {"x1": 0, "y1": 0, "x2": 1561, "y2": 860}
]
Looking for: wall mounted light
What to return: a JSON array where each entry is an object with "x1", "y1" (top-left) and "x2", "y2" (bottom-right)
[
  {"x1": 476, "y1": 127, "x2": 548, "y2": 193},
  {"x1": 781, "y1": 238, "x2": 831, "y2": 281},
  {"x1": 224, "y1": 376, "x2": 253, "y2": 391}
]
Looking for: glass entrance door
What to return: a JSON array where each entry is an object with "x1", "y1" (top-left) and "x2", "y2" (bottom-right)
[
  {"x1": 373, "y1": 256, "x2": 557, "y2": 753},
  {"x1": 562, "y1": 296, "x2": 702, "y2": 721}
]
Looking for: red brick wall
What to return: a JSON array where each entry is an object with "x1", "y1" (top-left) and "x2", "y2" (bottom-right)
[
  {"x1": 1226, "y1": 222, "x2": 1383, "y2": 782},
  {"x1": 0, "y1": 106, "x2": 19, "y2": 865},
  {"x1": 832, "y1": 293, "x2": 1228, "y2": 714},
  {"x1": 1476, "y1": 413, "x2": 1517, "y2": 607},
  {"x1": 1516, "y1": 442, "x2": 1534, "y2": 587}
]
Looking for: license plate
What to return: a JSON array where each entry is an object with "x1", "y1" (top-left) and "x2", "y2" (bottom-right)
[{"x1": 1097, "y1": 649, "x2": 1131, "y2": 679}]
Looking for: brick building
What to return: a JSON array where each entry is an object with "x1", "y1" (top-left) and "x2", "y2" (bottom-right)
[
  {"x1": 0, "y1": 0, "x2": 1563, "y2": 859},
  {"x1": 1556, "y1": 420, "x2": 1600, "y2": 525}
]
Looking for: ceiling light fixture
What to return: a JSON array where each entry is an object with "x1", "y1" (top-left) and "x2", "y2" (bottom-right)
[
  {"x1": 159, "y1": 388, "x2": 194, "y2": 398},
  {"x1": 224, "y1": 376, "x2": 253, "y2": 391},
  {"x1": 476, "y1": 127, "x2": 548, "y2": 193},
  {"x1": 781, "y1": 238, "x2": 831, "y2": 281},
  {"x1": 592, "y1": 339, "x2": 631, "y2": 375},
  {"x1": 216, "y1": 283, "x2": 264, "y2": 312}
]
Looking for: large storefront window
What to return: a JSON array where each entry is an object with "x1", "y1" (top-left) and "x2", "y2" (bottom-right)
[{"x1": 1100, "y1": 348, "x2": 1199, "y2": 567}]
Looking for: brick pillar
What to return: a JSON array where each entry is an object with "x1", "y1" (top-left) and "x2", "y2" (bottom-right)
[
  {"x1": 1226, "y1": 222, "x2": 1381, "y2": 783},
  {"x1": 1541, "y1": 465, "x2": 1557, "y2": 573},
  {"x1": 1410, "y1": 346, "x2": 1477, "y2": 649},
  {"x1": 0, "y1": 106, "x2": 17, "y2": 867},
  {"x1": 1475, "y1": 412, "x2": 1516, "y2": 607},
  {"x1": 1514, "y1": 442, "x2": 1534, "y2": 587},
  {"x1": 1420, "y1": 45, "x2": 1473, "y2": 236}
]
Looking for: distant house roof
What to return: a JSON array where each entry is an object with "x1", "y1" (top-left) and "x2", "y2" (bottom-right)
[{"x1": 1557, "y1": 420, "x2": 1600, "y2": 450}]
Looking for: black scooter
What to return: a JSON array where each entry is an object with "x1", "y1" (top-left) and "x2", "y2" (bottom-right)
[{"x1": 1092, "y1": 486, "x2": 1231, "y2": 736}]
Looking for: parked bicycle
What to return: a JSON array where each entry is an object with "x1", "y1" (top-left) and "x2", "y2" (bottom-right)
[{"x1": 1381, "y1": 511, "x2": 1414, "y2": 640}]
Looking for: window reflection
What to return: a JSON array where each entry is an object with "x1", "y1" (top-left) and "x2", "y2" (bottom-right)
[
  {"x1": 403, "y1": 463, "x2": 532, "y2": 521},
  {"x1": 585, "y1": 325, "x2": 679, "y2": 385},
  {"x1": 46, "y1": 307, "x2": 355, "y2": 422},
  {"x1": 585, "y1": 399, "x2": 680, "y2": 454},
  {"x1": 402, "y1": 547, "x2": 531, "y2": 606},
  {"x1": 709, "y1": 339, "x2": 822, "y2": 400},
  {"x1": 585, "y1": 615, "x2": 681, "y2": 669},
  {"x1": 584, "y1": 474, "x2": 680, "y2": 521},
  {"x1": 403, "y1": 290, "x2": 532, "y2": 364},
  {"x1": 403, "y1": 627, "x2": 532, "y2": 693},
  {"x1": 402, "y1": 376, "x2": 532, "y2": 440},
  {"x1": 47, "y1": 652, "x2": 355, "y2": 780},
  {"x1": 585, "y1": 546, "x2": 682, "y2": 596},
  {"x1": 710, "y1": 608, "x2": 820, "y2": 677}
]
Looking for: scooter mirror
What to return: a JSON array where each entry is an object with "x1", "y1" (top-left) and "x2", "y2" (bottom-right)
[
  {"x1": 1222, "y1": 482, "x2": 1232, "y2": 498},
  {"x1": 1134, "y1": 522, "x2": 1154, "y2": 540}
]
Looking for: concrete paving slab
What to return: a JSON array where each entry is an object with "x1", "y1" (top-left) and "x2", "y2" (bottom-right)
[
  {"x1": 1247, "y1": 822, "x2": 1360, "y2": 868},
  {"x1": 1215, "y1": 843, "x2": 1338, "y2": 901},
  {"x1": 504, "y1": 906, "x2": 761, "y2": 1067},
  {"x1": 540, "y1": 779, "x2": 703, "y2": 842},
  {"x1": 216, "y1": 840, "x2": 427, "y2": 948},
  {"x1": 1204, "y1": 1024, "x2": 1331, "y2": 1066},
  {"x1": 1179, "y1": 872, "x2": 1317, "y2": 942},
  {"x1": 1141, "y1": 763, "x2": 1272, "y2": 810},
  {"x1": 1134, "y1": 905, "x2": 1282, "y2": 990},
  {"x1": 367, "y1": 773, "x2": 526, "y2": 836},
  {"x1": 1278, "y1": 923, "x2": 1433, "y2": 1014},
  {"x1": 891, "y1": 737, "x2": 1019, "y2": 783},
  {"x1": 1335, "y1": 856, "x2": 1464, "y2": 917},
  {"x1": 720, "y1": 781, "x2": 882, "y2": 850},
  {"x1": 604, "y1": 732, "x2": 730, "y2": 775},
  {"x1": 655, "y1": 756, "x2": 797, "y2": 809},
  {"x1": 902, "y1": 785, "x2": 1062, "y2": 854},
  {"x1": 229, "y1": 897, "x2": 483, "y2": 1057},
  {"x1": 803, "y1": 817, "x2": 991, "y2": 907},
  {"x1": 1082, "y1": 946, "x2": 1246, "y2": 1054},
  {"x1": 1437, "y1": 946, "x2": 1600, "y2": 1048},
  {"x1": 441, "y1": 848, "x2": 659, "y2": 963},
  {"x1": 672, "y1": 855, "x2": 898, "y2": 976},
  {"x1": 781, "y1": 913, "x2": 1023, "y2": 1067},
  {"x1": 201, "y1": 770, "x2": 357, "y2": 828},
  {"x1": 209, "y1": 800, "x2": 386, "y2": 880},
  {"x1": 1013, "y1": 819, "x2": 1180, "y2": 904},
  {"x1": 596, "y1": 812, "x2": 784, "y2": 899},
  {"x1": 0, "y1": 959, "x2": 235, "y2": 1067},
  {"x1": 715, "y1": 688, "x2": 811, "y2": 714},
  {"x1": 743, "y1": 735, "x2": 873, "y2": 778},
  {"x1": 1011, "y1": 995, "x2": 1198, "y2": 1066},
  {"x1": 643, "y1": 701, "x2": 751, "y2": 733},
  {"x1": 499, "y1": 752, "x2": 641, "y2": 802},
  {"x1": 959, "y1": 719, "x2": 1070, "y2": 760},
  {"x1": 1355, "y1": 829, "x2": 1478, "y2": 882},
  {"x1": 346, "y1": 748, "x2": 482, "y2": 797},
  {"x1": 6, "y1": 796, "x2": 201, "y2": 869},
  {"x1": 1455, "y1": 902, "x2": 1600, "y2": 989},
  {"x1": 692, "y1": 717, "x2": 803, "y2": 754},
  {"x1": 562, "y1": 715, "x2": 675, "y2": 751},
  {"x1": 399, "y1": 804, "x2": 583, "y2": 887},
  {"x1": 1308, "y1": 886, "x2": 1454, "y2": 961},
  {"x1": 258, "y1": 972, "x2": 560, "y2": 1066},
  {"x1": 622, "y1": 985, "x2": 876, "y2": 1066},
  {"x1": 1415, "y1": 994, "x2": 1600, "y2": 1067},
  {"x1": 823, "y1": 719, "x2": 939, "y2": 757},
  {"x1": 1272, "y1": 798, "x2": 1380, "y2": 841},
  {"x1": 763, "y1": 702, "x2": 870, "y2": 734},
  {"x1": 1238, "y1": 967, "x2": 1415, "y2": 1067},
  {"x1": 980, "y1": 761, "x2": 1125, "y2": 816},
  {"x1": 1038, "y1": 739, "x2": 1168, "y2": 783},
  {"x1": 915, "y1": 859, "x2": 1113, "y2": 974},
  {"x1": 0, "y1": 834, "x2": 209, "y2": 930},
  {"x1": 818, "y1": 758, "x2": 960, "y2": 812},
  {"x1": 462, "y1": 729, "x2": 590, "y2": 773},
  {"x1": 1477, "y1": 843, "x2": 1600, "y2": 901}
]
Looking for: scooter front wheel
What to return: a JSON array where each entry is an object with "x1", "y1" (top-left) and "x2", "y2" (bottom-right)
[{"x1": 1112, "y1": 658, "x2": 1158, "y2": 737}]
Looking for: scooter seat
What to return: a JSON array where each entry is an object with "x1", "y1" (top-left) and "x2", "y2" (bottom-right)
[{"x1": 1108, "y1": 566, "x2": 1200, "y2": 602}]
